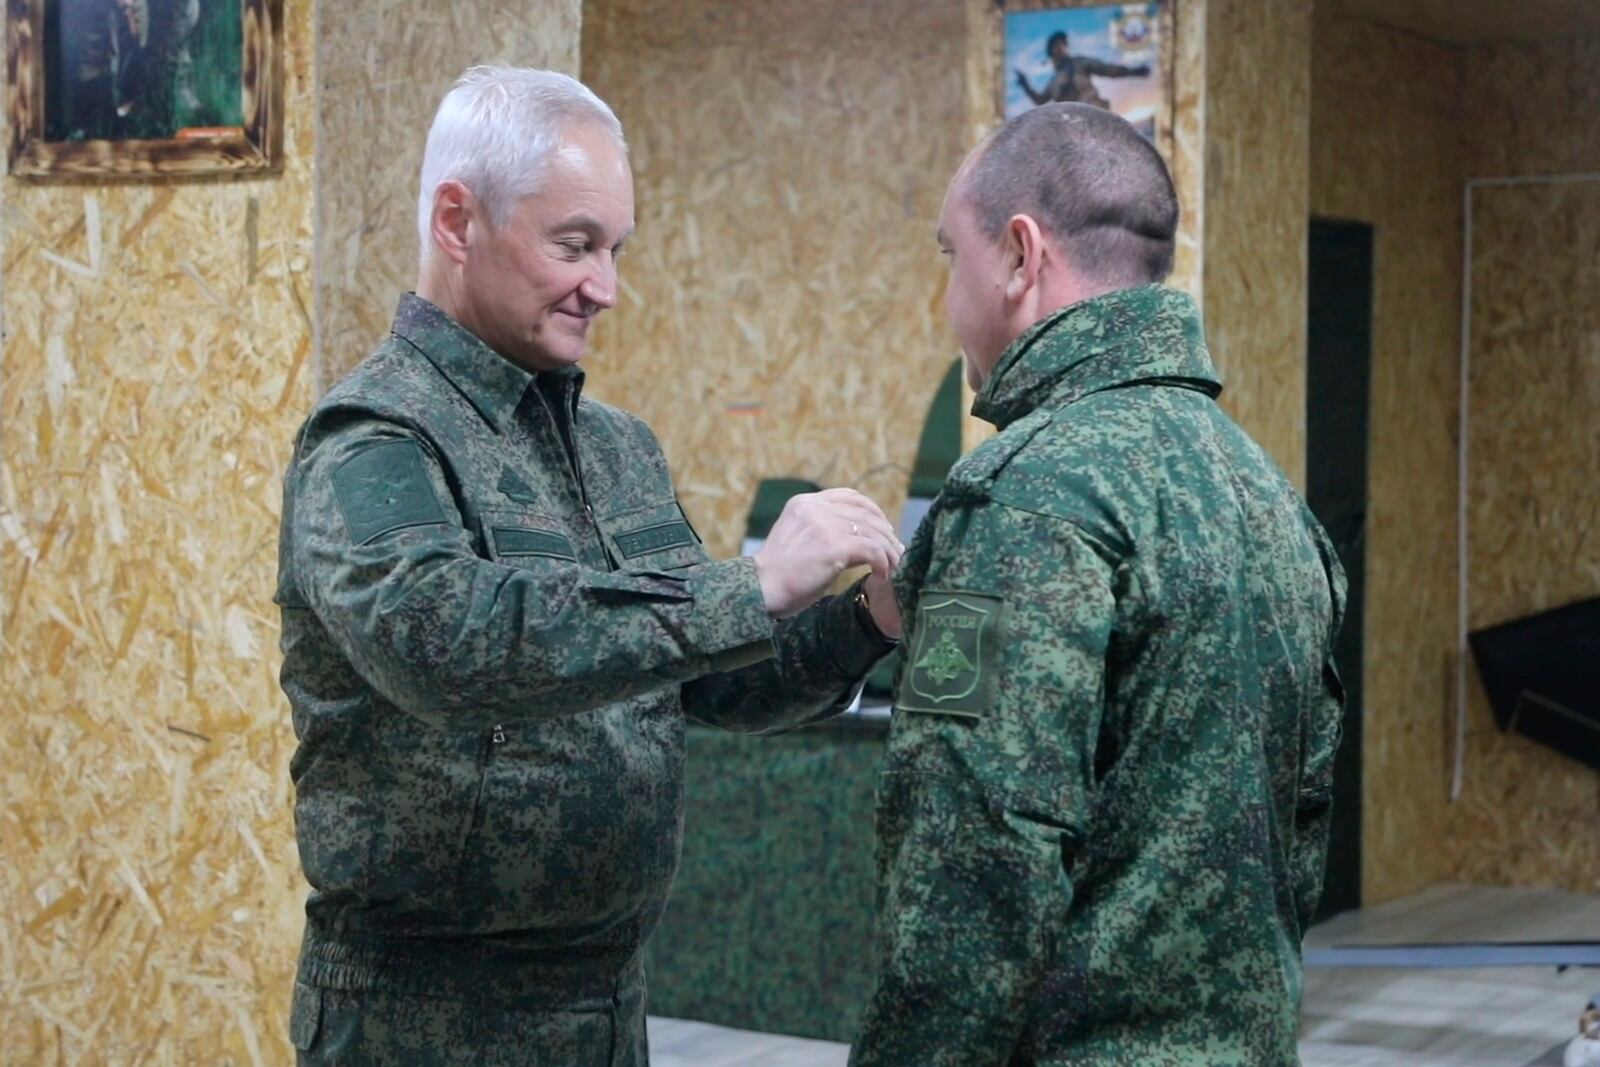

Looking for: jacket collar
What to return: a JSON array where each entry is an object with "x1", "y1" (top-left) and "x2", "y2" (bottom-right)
[
  {"x1": 391, "y1": 294, "x2": 585, "y2": 431},
  {"x1": 972, "y1": 285, "x2": 1221, "y2": 431}
]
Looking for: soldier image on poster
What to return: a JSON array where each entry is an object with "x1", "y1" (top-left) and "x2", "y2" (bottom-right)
[
  {"x1": 1004, "y1": 3, "x2": 1164, "y2": 140},
  {"x1": 44, "y1": 0, "x2": 244, "y2": 142},
  {"x1": 1015, "y1": 30, "x2": 1150, "y2": 110}
]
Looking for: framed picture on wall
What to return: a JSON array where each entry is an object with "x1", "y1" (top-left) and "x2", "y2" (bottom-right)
[
  {"x1": 1004, "y1": 2, "x2": 1166, "y2": 142},
  {"x1": 6, "y1": 0, "x2": 283, "y2": 178}
]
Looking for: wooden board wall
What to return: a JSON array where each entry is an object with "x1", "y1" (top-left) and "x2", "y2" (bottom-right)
[
  {"x1": 1200, "y1": 0, "x2": 1311, "y2": 487},
  {"x1": 315, "y1": 0, "x2": 583, "y2": 388},
  {"x1": 580, "y1": 0, "x2": 969, "y2": 559},
  {"x1": 1450, "y1": 36, "x2": 1600, "y2": 893},
  {"x1": 1309, "y1": 8, "x2": 1465, "y2": 904},
  {"x1": 0, "y1": 2, "x2": 316, "y2": 1062}
]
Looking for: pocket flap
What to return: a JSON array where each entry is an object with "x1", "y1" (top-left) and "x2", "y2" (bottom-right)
[
  {"x1": 599, "y1": 499, "x2": 706, "y2": 572},
  {"x1": 481, "y1": 507, "x2": 578, "y2": 563}
]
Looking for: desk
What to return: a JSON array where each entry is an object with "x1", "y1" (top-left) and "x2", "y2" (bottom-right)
[{"x1": 645, "y1": 711, "x2": 889, "y2": 1042}]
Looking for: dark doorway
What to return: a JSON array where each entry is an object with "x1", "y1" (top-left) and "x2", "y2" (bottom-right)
[{"x1": 1306, "y1": 218, "x2": 1372, "y2": 921}]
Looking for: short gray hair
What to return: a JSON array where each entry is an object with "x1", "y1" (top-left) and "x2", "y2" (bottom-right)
[
  {"x1": 416, "y1": 66, "x2": 626, "y2": 259},
  {"x1": 962, "y1": 103, "x2": 1177, "y2": 287}
]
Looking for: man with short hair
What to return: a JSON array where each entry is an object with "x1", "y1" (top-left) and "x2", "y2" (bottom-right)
[
  {"x1": 851, "y1": 103, "x2": 1346, "y2": 1066},
  {"x1": 277, "y1": 66, "x2": 902, "y2": 1065}
]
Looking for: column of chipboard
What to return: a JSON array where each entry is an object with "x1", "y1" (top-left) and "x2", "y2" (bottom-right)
[{"x1": 1, "y1": 2, "x2": 315, "y2": 1061}]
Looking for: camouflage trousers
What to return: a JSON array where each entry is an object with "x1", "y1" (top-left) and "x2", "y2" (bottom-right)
[{"x1": 289, "y1": 976, "x2": 648, "y2": 1067}]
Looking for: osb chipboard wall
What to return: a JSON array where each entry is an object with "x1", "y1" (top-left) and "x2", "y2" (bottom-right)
[
  {"x1": 1309, "y1": 10, "x2": 1465, "y2": 904},
  {"x1": 1463, "y1": 36, "x2": 1600, "y2": 178},
  {"x1": 1449, "y1": 37, "x2": 1600, "y2": 894},
  {"x1": 315, "y1": 0, "x2": 582, "y2": 388},
  {"x1": 580, "y1": 0, "x2": 968, "y2": 558},
  {"x1": 1456, "y1": 183, "x2": 1600, "y2": 892},
  {"x1": 0, "y1": 1, "x2": 315, "y2": 1062},
  {"x1": 1200, "y1": 0, "x2": 1310, "y2": 487}
]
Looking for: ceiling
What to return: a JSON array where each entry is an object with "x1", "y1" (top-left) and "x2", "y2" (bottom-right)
[{"x1": 1330, "y1": 0, "x2": 1600, "y2": 45}]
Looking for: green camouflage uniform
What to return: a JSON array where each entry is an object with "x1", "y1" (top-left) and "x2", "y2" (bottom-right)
[
  {"x1": 852, "y1": 286, "x2": 1346, "y2": 1067},
  {"x1": 276, "y1": 295, "x2": 893, "y2": 1065}
]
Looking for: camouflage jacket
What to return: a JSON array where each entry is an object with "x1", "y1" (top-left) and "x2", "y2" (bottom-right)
[
  {"x1": 275, "y1": 295, "x2": 890, "y2": 1011},
  {"x1": 852, "y1": 286, "x2": 1346, "y2": 1066}
]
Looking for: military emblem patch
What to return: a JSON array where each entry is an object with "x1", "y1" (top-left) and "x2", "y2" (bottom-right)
[
  {"x1": 331, "y1": 439, "x2": 447, "y2": 545},
  {"x1": 898, "y1": 589, "x2": 1003, "y2": 718}
]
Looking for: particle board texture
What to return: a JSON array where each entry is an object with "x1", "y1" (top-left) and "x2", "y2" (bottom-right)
[
  {"x1": 580, "y1": 0, "x2": 969, "y2": 559},
  {"x1": 0, "y1": 1, "x2": 316, "y2": 1063},
  {"x1": 1455, "y1": 177, "x2": 1600, "y2": 892},
  {"x1": 1309, "y1": 8, "x2": 1466, "y2": 904},
  {"x1": 1463, "y1": 35, "x2": 1600, "y2": 179},
  {"x1": 1200, "y1": 0, "x2": 1311, "y2": 487},
  {"x1": 315, "y1": 0, "x2": 582, "y2": 389},
  {"x1": 1331, "y1": 0, "x2": 1600, "y2": 47},
  {"x1": 1447, "y1": 34, "x2": 1600, "y2": 894}
]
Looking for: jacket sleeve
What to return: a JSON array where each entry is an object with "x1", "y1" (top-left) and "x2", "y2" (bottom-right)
[
  {"x1": 1290, "y1": 658, "x2": 1345, "y2": 934},
  {"x1": 681, "y1": 584, "x2": 896, "y2": 734},
  {"x1": 1290, "y1": 527, "x2": 1350, "y2": 935},
  {"x1": 851, "y1": 503, "x2": 1117, "y2": 1067},
  {"x1": 286, "y1": 413, "x2": 777, "y2": 725}
]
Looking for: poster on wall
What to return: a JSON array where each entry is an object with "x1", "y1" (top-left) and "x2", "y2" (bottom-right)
[
  {"x1": 6, "y1": 0, "x2": 284, "y2": 178},
  {"x1": 1004, "y1": 2, "x2": 1165, "y2": 141}
]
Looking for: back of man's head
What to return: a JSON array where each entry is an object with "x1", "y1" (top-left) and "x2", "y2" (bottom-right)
[
  {"x1": 416, "y1": 66, "x2": 625, "y2": 260},
  {"x1": 961, "y1": 103, "x2": 1177, "y2": 290}
]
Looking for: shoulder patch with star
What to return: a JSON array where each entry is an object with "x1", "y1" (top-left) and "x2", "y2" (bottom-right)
[{"x1": 331, "y1": 439, "x2": 447, "y2": 544}]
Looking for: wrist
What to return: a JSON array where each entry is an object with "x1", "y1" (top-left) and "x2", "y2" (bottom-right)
[{"x1": 853, "y1": 578, "x2": 900, "y2": 645}]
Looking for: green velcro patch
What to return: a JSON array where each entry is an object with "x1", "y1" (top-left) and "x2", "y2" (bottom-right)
[
  {"x1": 898, "y1": 589, "x2": 1004, "y2": 719},
  {"x1": 614, "y1": 520, "x2": 695, "y2": 559},
  {"x1": 491, "y1": 526, "x2": 576, "y2": 561},
  {"x1": 331, "y1": 440, "x2": 446, "y2": 545}
]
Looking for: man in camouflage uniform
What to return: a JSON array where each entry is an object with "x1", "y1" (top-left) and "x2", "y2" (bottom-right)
[
  {"x1": 276, "y1": 67, "x2": 903, "y2": 1065},
  {"x1": 1015, "y1": 31, "x2": 1150, "y2": 111},
  {"x1": 851, "y1": 103, "x2": 1346, "y2": 1066}
]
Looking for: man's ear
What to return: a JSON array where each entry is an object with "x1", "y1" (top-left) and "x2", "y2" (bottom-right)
[
  {"x1": 1003, "y1": 213, "x2": 1046, "y2": 303},
  {"x1": 429, "y1": 180, "x2": 475, "y2": 266}
]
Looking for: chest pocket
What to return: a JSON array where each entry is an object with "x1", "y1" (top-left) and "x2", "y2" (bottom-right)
[
  {"x1": 598, "y1": 498, "x2": 707, "y2": 573},
  {"x1": 481, "y1": 506, "x2": 584, "y2": 568}
]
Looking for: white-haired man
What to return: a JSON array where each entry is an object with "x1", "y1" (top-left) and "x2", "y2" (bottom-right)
[{"x1": 276, "y1": 66, "x2": 904, "y2": 1065}]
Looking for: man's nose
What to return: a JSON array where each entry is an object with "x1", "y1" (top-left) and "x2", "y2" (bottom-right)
[{"x1": 580, "y1": 255, "x2": 618, "y2": 310}]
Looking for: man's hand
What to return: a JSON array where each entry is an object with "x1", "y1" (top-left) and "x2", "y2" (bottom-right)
[
  {"x1": 863, "y1": 572, "x2": 903, "y2": 640},
  {"x1": 753, "y1": 489, "x2": 902, "y2": 618}
]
